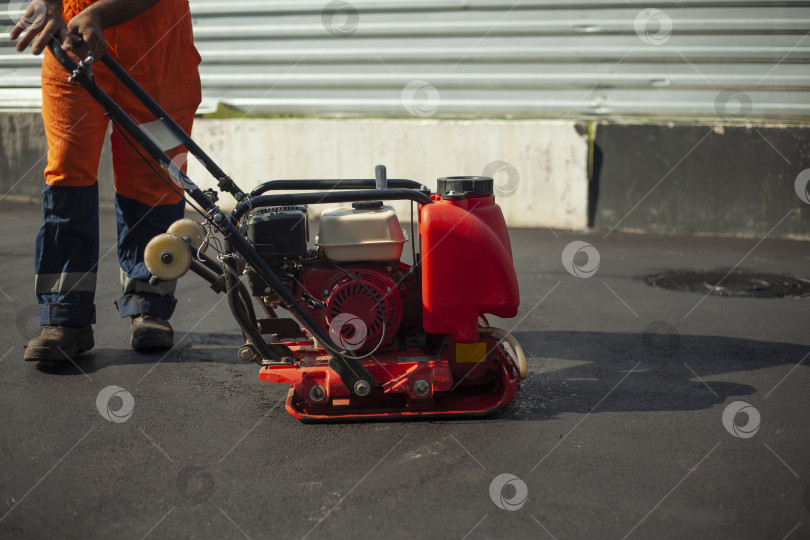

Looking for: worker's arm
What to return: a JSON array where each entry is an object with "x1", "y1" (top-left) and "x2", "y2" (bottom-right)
[{"x1": 10, "y1": 0, "x2": 160, "y2": 58}]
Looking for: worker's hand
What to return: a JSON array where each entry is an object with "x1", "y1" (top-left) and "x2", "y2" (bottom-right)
[
  {"x1": 8, "y1": 0, "x2": 70, "y2": 55},
  {"x1": 65, "y1": 9, "x2": 107, "y2": 60}
]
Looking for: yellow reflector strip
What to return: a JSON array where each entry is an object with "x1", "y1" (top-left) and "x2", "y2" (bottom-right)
[{"x1": 456, "y1": 342, "x2": 487, "y2": 363}]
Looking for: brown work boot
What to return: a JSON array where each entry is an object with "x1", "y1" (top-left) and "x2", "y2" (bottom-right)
[
  {"x1": 130, "y1": 314, "x2": 174, "y2": 351},
  {"x1": 23, "y1": 325, "x2": 94, "y2": 362}
]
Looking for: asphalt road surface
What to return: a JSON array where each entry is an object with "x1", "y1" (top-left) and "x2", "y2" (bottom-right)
[{"x1": 1, "y1": 199, "x2": 809, "y2": 540}]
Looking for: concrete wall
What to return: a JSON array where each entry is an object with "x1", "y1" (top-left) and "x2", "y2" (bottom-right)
[
  {"x1": 593, "y1": 123, "x2": 810, "y2": 240},
  {"x1": 3, "y1": 112, "x2": 808, "y2": 240},
  {"x1": 0, "y1": 113, "x2": 50, "y2": 201},
  {"x1": 186, "y1": 118, "x2": 589, "y2": 229},
  {"x1": 0, "y1": 114, "x2": 589, "y2": 231}
]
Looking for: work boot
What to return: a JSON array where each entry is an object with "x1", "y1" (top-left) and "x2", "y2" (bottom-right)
[
  {"x1": 130, "y1": 314, "x2": 174, "y2": 351},
  {"x1": 23, "y1": 325, "x2": 94, "y2": 362}
]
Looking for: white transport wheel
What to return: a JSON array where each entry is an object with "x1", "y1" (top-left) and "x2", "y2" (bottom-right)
[
  {"x1": 167, "y1": 218, "x2": 207, "y2": 252},
  {"x1": 144, "y1": 233, "x2": 192, "y2": 281}
]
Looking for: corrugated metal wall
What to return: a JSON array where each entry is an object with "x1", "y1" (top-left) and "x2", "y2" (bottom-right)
[{"x1": 0, "y1": 0, "x2": 808, "y2": 120}]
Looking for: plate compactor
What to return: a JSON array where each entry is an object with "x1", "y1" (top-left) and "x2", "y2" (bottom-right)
[{"x1": 50, "y1": 40, "x2": 526, "y2": 421}]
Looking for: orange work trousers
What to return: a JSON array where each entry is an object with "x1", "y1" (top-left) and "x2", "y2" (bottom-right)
[
  {"x1": 35, "y1": 0, "x2": 202, "y2": 325},
  {"x1": 41, "y1": 0, "x2": 202, "y2": 205}
]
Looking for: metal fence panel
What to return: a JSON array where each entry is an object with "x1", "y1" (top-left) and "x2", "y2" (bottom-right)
[{"x1": 0, "y1": 0, "x2": 807, "y2": 120}]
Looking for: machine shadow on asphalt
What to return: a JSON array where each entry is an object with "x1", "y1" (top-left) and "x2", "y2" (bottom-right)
[
  {"x1": 492, "y1": 330, "x2": 803, "y2": 421},
  {"x1": 30, "y1": 327, "x2": 803, "y2": 423}
]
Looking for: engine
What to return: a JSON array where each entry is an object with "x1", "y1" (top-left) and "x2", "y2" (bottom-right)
[
  {"x1": 300, "y1": 265, "x2": 405, "y2": 353},
  {"x1": 244, "y1": 201, "x2": 413, "y2": 354}
]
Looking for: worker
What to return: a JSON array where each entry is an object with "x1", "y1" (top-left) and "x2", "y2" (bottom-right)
[{"x1": 10, "y1": 0, "x2": 202, "y2": 360}]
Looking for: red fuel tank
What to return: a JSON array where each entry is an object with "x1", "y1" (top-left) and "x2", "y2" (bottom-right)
[{"x1": 420, "y1": 178, "x2": 519, "y2": 343}]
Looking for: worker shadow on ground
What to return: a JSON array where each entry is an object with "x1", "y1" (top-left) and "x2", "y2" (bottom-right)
[{"x1": 496, "y1": 330, "x2": 808, "y2": 421}]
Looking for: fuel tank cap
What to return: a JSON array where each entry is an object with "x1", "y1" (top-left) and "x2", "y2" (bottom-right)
[{"x1": 436, "y1": 176, "x2": 494, "y2": 199}]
